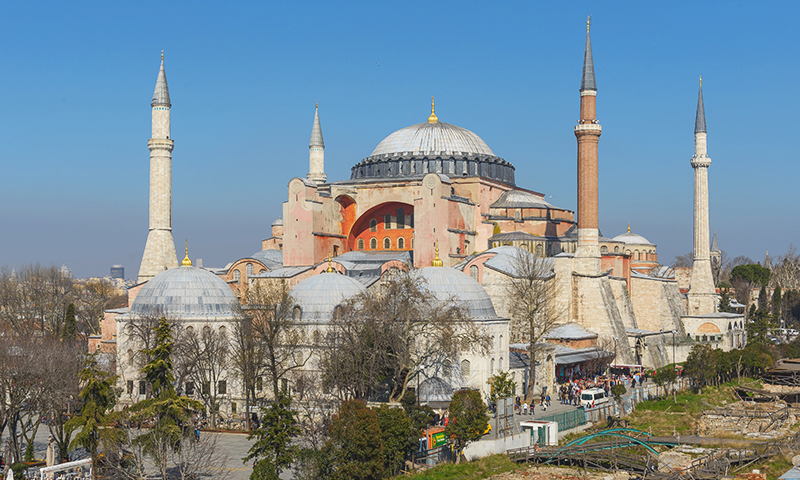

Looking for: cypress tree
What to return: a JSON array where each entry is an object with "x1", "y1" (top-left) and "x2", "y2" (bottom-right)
[{"x1": 63, "y1": 303, "x2": 77, "y2": 341}]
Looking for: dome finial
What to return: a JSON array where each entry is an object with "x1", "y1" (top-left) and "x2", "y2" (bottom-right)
[
  {"x1": 326, "y1": 253, "x2": 335, "y2": 273},
  {"x1": 431, "y1": 242, "x2": 444, "y2": 267},
  {"x1": 428, "y1": 96, "x2": 438, "y2": 123},
  {"x1": 587, "y1": 15, "x2": 591, "y2": 33},
  {"x1": 627, "y1": 222, "x2": 630, "y2": 233},
  {"x1": 699, "y1": 75, "x2": 702, "y2": 88},
  {"x1": 161, "y1": 50, "x2": 164, "y2": 61},
  {"x1": 181, "y1": 239, "x2": 192, "y2": 267}
]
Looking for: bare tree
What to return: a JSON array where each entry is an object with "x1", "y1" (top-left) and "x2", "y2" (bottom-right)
[
  {"x1": 179, "y1": 325, "x2": 230, "y2": 428},
  {"x1": 671, "y1": 252, "x2": 694, "y2": 269},
  {"x1": 167, "y1": 432, "x2": 234, "y2": 480},
  {"x1": 74, "y1": 278, "x2": 116, "y2": 335},
  {"x1": 0, "y1": 264, "x2": 75, "y2": 336},
  {"x1": 771, "y1": 245, "x2": 800, "y2": 290},
  {"x1": 505, "y1": 249, "x2": 562, "y2": 400},
  {"x1": 229, "y1": 315, "x2": 268, "y2": 430}
]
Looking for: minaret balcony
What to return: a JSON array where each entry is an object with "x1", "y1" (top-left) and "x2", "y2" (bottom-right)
[{"x1": 574, "y1": 124, "x2": 602, "y2": 134}]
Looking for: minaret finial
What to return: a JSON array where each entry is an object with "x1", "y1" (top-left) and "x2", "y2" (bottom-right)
[
  {"x1": 326, "y1": 253, "x2": 335, "y2": 273},
  {"x1": 181, "y1": 240, "x2": 192, "y2": 267},
  {"x1": 699, "y1": 75, "x2": 702, "y2": 88},
  {"x1": 627, "y1": 222, "x2": 630, "y2": 233},
  {"x1": 431, "y1": 242, "x2": 444, "y2": 267},
  {"x1": 428, "y1": 96, "x2": 438, "y2": 123},
  {"x1": 315, "y1": 101, "x2": 318, "y2": 109},
  {"x1": 161, "y1": 50, "x2": 164, "y2": 61},
  {"x1": 587, "y1": 15, "x2": 590, "y2": 32},
  {"x1": 695, "y1": 76, "x2": 707, "y2": 134}
]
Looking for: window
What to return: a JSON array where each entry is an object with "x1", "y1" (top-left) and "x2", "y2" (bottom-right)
[
  {"x1": 384, "y1": 214, "x2": 391, "y2": 229},
  {"x1": 398, "y1": 237, "x2": 405, "y2": 249},
  {"x1": 127, "y1": 349, "x2": 134, "y2": 366},
  {"x1": 461, "y1": 359, "x2": 471, "y2": 377},
  {"x1": 202, "y1": 382, "x2": 209, "y2": 395},
  {"x1": 139, "y1": 381, "x2": 146, "y2": 395},
  {"x1": 231, "y1": 402, "x2": 237, "y2": 414},
  {"x1": 369, "y1": 219, "x2": 377, "y2": 232},
  {"x1": 535, "y1": 244, "x2": 543, "y2": 257},
  {"x1": 491, "y1": 358, "x2": 495, "y2": 373},
  {"x1": 499, "y1": 357, "x2": 503, "y2": 370},
  {"x1": 127, "y1": 380, "x2": 133, "y2": 395},
  {"x1": 614, "y1": 246, "x2": 619, "y2": 253},
  {"x1": 203, "y1": 325, "x2": 211, "y2": 335},
  {"x1": 514, "y1": 210, "x2": 521, "y2": 222},
  {"x1": 357, "y1": 238, "x2": 365, "y2": 250},
  {"x1": 601, "y1": 246, "x2": 608, "y2": 253},
  {"x1": 281, "y1": 378, "x2": 289, "y2": 393},
  {"x1": 370, "y1": 237, "x2": 377, "y2": 250},
  {"x1": 186, "y1": 325, "x2": 194, "y2": 334},
  {"x1": 186, "y1": 382, "x2": 195, "y2": 395},
  {"x1": 397, "y1": 208, "x2": 405, "y2": 228},
  {"x1": 219, "y1": 325, "x2": 227, "y2": 337},
  {"x1": 256, "y1": 377, "x2": 263, "y2": 392},
  {"x1": 246, "y1": 263, "x2": 254, "y2": 276},
  {"x1": 470, "y1": 265, "x2": 479, "y2": 281},
  {"x1": 293, "y1": 306, "x2": 302, "y2": 321},
  {"x1": 383, "y1": 237, "x2": 391, "y2": 249},
  {"x1": 233, "y1": 270, "x2": 241, "y2": 281},
  {"x1": 218, "y1": 380, "x2": 227, "y2": 395}
]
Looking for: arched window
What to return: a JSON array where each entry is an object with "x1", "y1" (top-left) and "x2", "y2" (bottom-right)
[
  {"x1": 398, "y1": 237, "x2": 405, "y2": 249},
  {"x1": 293, "y1": 306, "x2": 302, "y2": 321},
  {"x1": 461, "y1": 359, "x2": 471, "y2": 378},
  {"x1": 514, "y1": 210, "x2": 521, "y2": 222},
  {"x1": 634, "y1": 250, "x2": 640, "y2": 260},
  {"x1": 127, "y1": 349, "x2": 134, "y2": 366},
  {"x1": 443, "y1": 360, "x2": 452, "y2": 376},
  {"x1": 246, "y1": 263, "x2": 254, "y2": 276},
  {"x1": 601, "y1": 246, "x2": 608, "y2": 253},
  {"x1": 535, "y1": 244, "x2": 543, "y2": 257},
  {"x1": 369, "y1": 219, "x2": 377, "y2": 232},
  {"x1": 499, "y1": 357, "x2": 503, "y2": 370},
  {"x1": 397, "y1": 208, "x2": 405, "y2": 228},
  {"x1": 233, "y1": 270, "x2": 241, "y2": 281},
  {"x1": 357, "y1": 238, "x2": 365, "y2": 250},
  {"x1": 384, "y1": 214, "x2": 391, "y2": 229},
  {"x1": 499, "y1": 334, "x2": 503, "y2": 349},
  {"x1": 313, "y1": 330, "x2": 322, "y2": 344},
  {"x1": 202, "y1": 325, "x2": 211, "y2": 335},
  {"x1": 383, "y1": 237, "x2": 391, "y2": 249},
  {"x1": 614, "y1": 246, "x2": 619, "y2": 253},
  {"x1": 186, "y1": 326, "x2": 194, "y2": 334},
  {"x1": 491, "y1": 358, "x2": 495, "y2": 374},
  {"x1": 219, "y1": 326, "x2": 227, "y2": 337},
  {"x1": 259, "y1": 269, "x2": 266, "y2": 274},
  {"x1": 626, "y1": 250, "x2": 631, "y2": 256},
  {"x1": 470, "y1": 265, "x2": 479, "y2": 281},
  {"x1": 370, "y1": 237, "x2": 377, "y2": 250}
]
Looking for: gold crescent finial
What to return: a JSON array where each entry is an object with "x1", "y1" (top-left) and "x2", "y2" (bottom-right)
[
  {"x1": 428, "y1": 96, "x2": 438, "y2": 123},
  {"x1": 315, "y1": 101, "x2": 318, "y2": 109},
  {"x1": 161, "y1": 50, "x2": 164, "y2": 61},
  {"x1": 627, "y1": 222, "x2": 630, "y2": 233},
  {"x1": 699, "y1": 75, "x2": 702, "y2": 88},
  {"x1": 181, "y1": 239, "x2": 192, "y2": 267},
  {"x1": 431, "y1": 242, "x2": 444, "y2": 267},
  {"x1": 587, "y1": 15, "x2": 591, "y2": 33},
  {"x1": 326, "y1": 253, "x2": 335, "y2": 273}
]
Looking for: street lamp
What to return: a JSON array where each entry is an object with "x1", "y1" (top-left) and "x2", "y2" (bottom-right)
[
  {"x1": 612, "y1": 337, "x2": 618, "y2": 369},
  {"x1": 671, "y1": 330, "x2": 677, "y2": 366}
]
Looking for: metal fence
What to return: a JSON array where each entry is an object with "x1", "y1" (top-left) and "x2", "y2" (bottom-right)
[{"x1": 538, "y1": 408, "x2": 587, "y2": 431}]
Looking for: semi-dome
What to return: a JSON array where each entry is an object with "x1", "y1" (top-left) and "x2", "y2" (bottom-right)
[
  {"x1": 128, "y1": 266, "x2": 238, "y2": 319},
  {"x1": 350, "y1": 115, "x2": 515, "y2": 186},
  {"x1": 289, "y1": 272, "x2": 366, "y2": 323},
  {"x1": 414, "y1": 267, "x2": 498, "y2": 320}
]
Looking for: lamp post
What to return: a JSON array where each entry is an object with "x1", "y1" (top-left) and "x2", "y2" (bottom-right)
[
  {"x1": 612, "y1": 337, "x2": 618, "y2": 369},
  {"x1": 671, "y1": 330, "x2": 677, "y2": 366}
]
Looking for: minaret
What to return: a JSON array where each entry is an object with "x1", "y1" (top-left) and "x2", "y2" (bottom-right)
[
  {"x1": 574, "y1": 17, "x2": 602, "y2": 275},
  {"x1": 307, "y1": 103, "x2": 327, "y2": 184},
  {"x1": 687, "y1": 77, "x2": 717, "y2": 313},
  {"x1": 138, "y1": 51, "x2": 178, "y2": 283}
]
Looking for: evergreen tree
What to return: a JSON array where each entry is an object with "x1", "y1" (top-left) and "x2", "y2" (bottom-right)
[
  {"x1": 141, "y1": 317, "x2": 176, "y2": 398},
  {"x1": 773, "y1": 286, "x2": 782, "y2": 318},
  {"x1": 446, "y1": 389, "x2": 489, "y2": 464},
  {"x1": 758, "y1": 285, "x2": 769, "y2": 311},
  {"x1": 63, "y1": 303, "x2": 77, "y2": 342},
  {"x1": 243, "y1": 391, "x2": 300, "y2": 480},
  {"x1": 326, "y1": 400, "x2": 385, "y2": 480},
  {"x1": 375, "y1": 405, "x2": 415, "y2": 476}
]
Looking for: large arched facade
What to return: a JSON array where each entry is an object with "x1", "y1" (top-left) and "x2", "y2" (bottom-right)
[{"x1": 347, "y1": 202, "x2": 414, "y2": 252}]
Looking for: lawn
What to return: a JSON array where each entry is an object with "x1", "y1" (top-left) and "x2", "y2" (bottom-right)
[{"x1": 393, "y1": 454, "x2": 522, "y2": 480}]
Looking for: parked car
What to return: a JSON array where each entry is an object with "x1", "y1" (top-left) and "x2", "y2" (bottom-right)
[{"x1": 580, "y1": 387, "x2": 610, "y2": 407}]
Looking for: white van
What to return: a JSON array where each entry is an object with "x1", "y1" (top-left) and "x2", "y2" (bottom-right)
[{"x1": 580, "y1": 388, "x2": 609, "y2": 407}]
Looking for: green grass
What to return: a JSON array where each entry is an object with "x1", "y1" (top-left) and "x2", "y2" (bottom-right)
[{"x1": 393, "y1": 454, "x2": 522, "y2": 480}]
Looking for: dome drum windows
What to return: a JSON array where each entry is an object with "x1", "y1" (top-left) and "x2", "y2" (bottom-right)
[
  {"x1": 357, "y1": 238, "x2": 365, "y2": 250},
  {"x1": 370, "y1": 238, "x2": 377, "y2": 250},
  {"x1": 398, "y1": 237, "x2": 405, "y2": 249},
  {"x1": 383, "y1": 237, "x2": 391, "y2": 249}
]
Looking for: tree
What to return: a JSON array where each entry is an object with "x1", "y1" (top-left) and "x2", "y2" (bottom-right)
[
  {"x1": 0, "y1": 264, "x2": 75, "y2": 336},
  {"x1": 128, "y1": 317, "x2": 204, "y2": 480},
  {"x1": 447, "y1": 389, "x2": 489, "y2": 463},
  {"x1": 243, "y1": 391, "x2": 300, "y2": 480},
  {"x1": 487, "y1": 371, "x2": 517, "y2": 406},
  {"x1": 179, "y1": 325, "x2": 229, "y2": 428},
  {"x1": 773, "y1": 286, "x2": 782, "y2": 319},
  {"x1": 326, "y1": 399, "x2": 385, "y2": 480},
  {"x1": 375, "y1": 405, "x2": 415, "y2": 476},
  {"x1": 732, "y1": 264, "x2": 772, "y2": 288},
  {"x1": 230, "y1": 314, "x2": 268, "y2": 430},
  {"x1": 75, "y1": 278, "x2": 116, "y2": 335},
  {"x1": 66, "y1": 352, "x2": 119, "y2": 471},
  {"x1": 652, "y1": 366, "x2": 677, "y2": 402},
  {"x1": 671, "y1": 252, "x2": 694, "y2": 268},
  {"x1": 63, "y1": 303, "x2": 77, "y2": 342},
  {"x1": 684, "y1": 343, "x2": 716, "y2": 392},
  {"x1": 400, "y1": 389, "x2": 434, "y2": 434},
  {"x1": 758, "y1": 285, "x2": 769, "y2": 311},
  {"x1": 505, "y1": 249, "x2": 561, "y2": 400}
]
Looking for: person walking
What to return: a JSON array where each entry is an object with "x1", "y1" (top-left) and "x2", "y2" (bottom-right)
[{"x1": 523, "y1": 402, "x2": 528, "y2": 416}]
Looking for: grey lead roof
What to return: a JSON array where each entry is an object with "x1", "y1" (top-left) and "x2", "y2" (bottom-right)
[
  {"x1": 695, "y1": 83, "x2": 706, "y2": 133},
  {"x1": 152, "y1": 58, "x2": 171, "y2": 107},
  {"x1": 710, "y1": 231, "x2": 720, "y2": 252},
  {"x1": 310, "y1": 105, "x2": 324, "y2": 147},
  {"x1": 581, "y1": 27, "x2": 597, "y2": 91}
]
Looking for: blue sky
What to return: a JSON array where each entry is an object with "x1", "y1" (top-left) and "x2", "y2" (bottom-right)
[{"x1": 1, "y1": 1, "x2": 797, "y2": 278}]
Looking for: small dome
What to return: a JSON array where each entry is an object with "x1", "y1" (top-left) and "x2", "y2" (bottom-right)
[
  {"x1": 490, "y1": 190, "x2": 556, "y2": 209},
  {"x1": 414, "y1": 267, "x2": 497, "y2": 320},
  {"x1": 370, "y1": 122, "x2": 495, "y2": 157},
  {"x1": 612, "y1": 231, "x2": 652, "y2": 245},
  {"x1": 271, "y1": 217, "x2": 283, "y2": 226},
  {"x1": 289, "y1": 272, "x2": 366, "y2": 323},
  {"x1": 128, "y1": 266, "x2": 238, "y2": 319}
]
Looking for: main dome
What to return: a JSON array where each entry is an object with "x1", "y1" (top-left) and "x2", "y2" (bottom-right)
[
  {"x1": 370, "y1": 122, "x2": 496, "y2": 157},
  {"x1": 350, "y1": 119, "x2": 515, "y2": 186}
]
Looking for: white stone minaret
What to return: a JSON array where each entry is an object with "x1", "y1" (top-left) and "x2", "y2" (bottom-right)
[
  {"x1": 687, "y1": 77, "x2": 717, "y2": 313},
  {"x1": 307, "y1": 103, "x2": 326, "y2": 184},
  {"x1": 138, "y1": 51, "x2": 178, "y2": 283}
]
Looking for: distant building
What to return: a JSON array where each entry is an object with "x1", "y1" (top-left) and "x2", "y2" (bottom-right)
[{"x1": 110, "y1": 265, "x2": 125, "y2": 279}]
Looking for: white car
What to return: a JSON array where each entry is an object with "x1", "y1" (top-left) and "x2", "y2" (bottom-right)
[{"x1": 580, "y1": 388, "x2": 610, "y2": 407}]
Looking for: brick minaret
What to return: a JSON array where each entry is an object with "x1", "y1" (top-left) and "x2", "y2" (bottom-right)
[
  {"x1": 138, "y1": 52, "x2": 178, "y2": 283},
  {"x1": 574, "y1": 17, "x2": 602, "y2": 275},
  {"x1": 687, "y1": 77, "x2": 717, "y2": 313},
  {"x1": 307, "y1": 102, "x2": 327, "y2": 184}
]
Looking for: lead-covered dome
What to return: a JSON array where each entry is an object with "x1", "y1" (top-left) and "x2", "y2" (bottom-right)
[
  {"x1": 350, "y1": 119, "x2": 515, "y2": 186},
  {"x1": 128, "y1": 266, "x2": 238, "y2": 319},
  {"x1": 289, "y1": 272, "x2": 366, "y2": 323},
  {"x1": 414, "y1": 267, "x2": 498, "y2": 320}
]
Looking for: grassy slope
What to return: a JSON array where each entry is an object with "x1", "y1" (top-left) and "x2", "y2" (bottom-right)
[{"x1": 392, "y1": 454, "x2": 522, "y2": 480}]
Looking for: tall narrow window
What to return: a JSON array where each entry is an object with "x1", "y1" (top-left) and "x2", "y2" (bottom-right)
[
  {"x1": 246, "y1": 263, "x2": 254, "y2": 276},
  {"x1": 369, "y1": 219, "x2": 377, "y2": 232},
  {"x1": 233, "y1": 270, "x2": 241, "y2": 281},
  {"x1": 398, "y1": 237, "x2": 405, "y2": 249},
  {"x1": 357, "y1": 238, "x2": 365, "y2": 250},
  {"x1": 218, "y1": 380, "x2": 227, "y2": 395},
  {"x1": 383, "y1": 237, "x2": 391, "y2": 249},
  {"x1": 397, "y1": 208, "x2": 405, "y2": 228},
  {"x1": 127, "y1": 380, "x2": 133, "y2": 395},
  {"x1": 470, "y1": 265, "x2": 479, "y2": 281},
  {"x1": 139, "y1": 381, "x2": 146, "y2": 395},
  {"x1": 370, "y1": 237, "x2": 377, "y2": 250},
  {"x1": 461, "y1": 359, "x2": 471, "y2": 377},
  {"x1": 384, "y1": 214, "x2": 391, "y2": 229},
  {"x1": 186, "y1": 382, "x2": 195, "y2": 395}
]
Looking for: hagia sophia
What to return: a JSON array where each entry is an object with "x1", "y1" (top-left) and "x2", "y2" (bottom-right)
[{"x1": 91, "y1": 20, "x2": 746, "y2": 414}]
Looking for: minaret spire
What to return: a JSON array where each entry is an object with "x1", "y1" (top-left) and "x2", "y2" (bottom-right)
[
  {"x1": 687, "y1": 77, "x2": 716, "y2": 313},
  {"x1": 139, "y1": 51, "x2": 178, "y2": 283},
  {"x1": 574, "y1": 17, "x2": 602, "y2": 275},
  {"x1": 307, "y1": 103, "x2": 327, "y2": 184}
]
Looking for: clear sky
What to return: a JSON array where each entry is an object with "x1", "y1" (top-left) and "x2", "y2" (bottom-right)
[{"x1": 1, "y1": 1, "x2": 797, "y2": 279}]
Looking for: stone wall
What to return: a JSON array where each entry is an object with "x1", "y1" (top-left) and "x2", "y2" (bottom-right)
[{"x1": 630, "y1": 275, "x2": 685, "y2": 333}]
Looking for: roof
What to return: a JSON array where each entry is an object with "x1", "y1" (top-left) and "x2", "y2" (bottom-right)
[
  {"x1": 710, "y1": 231, "x2": 719, "y2": 252},
  {"x1": 581, "y1": 25, "x2": 597, "y2": 92},
  {"x1": 289, "y1": 272, "x2": 366, "y2": 323},
  {"x1": 310, "y1": 105, "x2": 324, "y2": 147},
  {"x1": 546, "y1": 323, "x2": 598, "y2": 340},
  {"x1": 151, "y1": 58, "x2": 171, "y2": 107},
  {"x1": 249, "y1": 249, "x2": 283, "y2": 269},
  {"x1": 611, "y1": 231, "x2": 652, "y2": 245},
  {"x1": 122, "y1": 266, "x2": 238, "y2": 319},
  {"x1": 509, "y1": 342, "x2": 612, "y2": 366},
  {"x1": 251, "y1": 266, "x2": 313, "y2": 279},
  {"x1": 779, "y1": 466, "x2": 800, "y2": 480},
  {"x1": 414, "y1": 266, "x2": 498, "y2": 320},
  {"x1": 490, "y1": 189, "x2": 557, "y2": 209},
  {"x1": 482, "y1": 246, "x2": 554, "y2": 278},
  {"x1": 271, "y1": 217, "x2": 283, "y2": 226},
  {"x1": 370, "y1": 121, "x2": 495, "y2": 157},
  {"x1": 695, "y1": 83, "x2": 706, "y2": 134}
]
